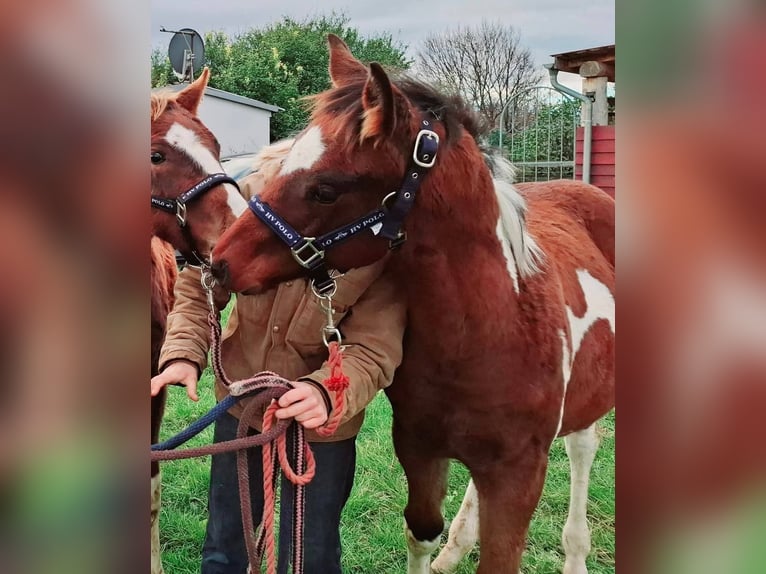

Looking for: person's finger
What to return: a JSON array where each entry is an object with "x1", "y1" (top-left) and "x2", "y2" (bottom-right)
[
  {"x1": 150, "y1": 371, "x2": 173, "y2": 396},
  {"x1": 300, "y1": 416, "x2": 327, "y2": 430},
  {"x1": 278, "y1": 387, "x2": 311, "y2": 408},
  {"x1": 275, "y1": 401, "x2": 310, "y2": 420},
  {"x1": 185, "y1": 379, "x2": 199, "y2": 402},
  {"x1": 294, "y1": 406, "x2": 323, "y2": 422},
  {"x1": 150, "y1": 364, "x2": 197, "y2": 399}
]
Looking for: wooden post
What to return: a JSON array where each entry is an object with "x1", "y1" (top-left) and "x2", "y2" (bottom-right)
[{"x1": 580, "y1": 61, "x2": 610, "y2": 126}]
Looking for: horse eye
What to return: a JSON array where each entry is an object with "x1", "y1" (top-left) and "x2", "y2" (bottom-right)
[
  {"x1": 311, "y1": 185, "x2": 339, "y2": 205},
  {"x1": 151, "y1": 152, "x2": 165, "y2": 165}
]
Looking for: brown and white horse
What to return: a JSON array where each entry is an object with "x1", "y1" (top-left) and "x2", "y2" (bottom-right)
[
  {"x1": 150, "y1": 69, "x2": 248, "y2": 574},
  {"x1": 211, "y1": 36, "x2": 615, "y2": 574}
]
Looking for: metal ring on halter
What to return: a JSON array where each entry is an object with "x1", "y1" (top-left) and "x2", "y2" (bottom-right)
[
  {"x1": 200, "y1": 267, "x2": 216, "y2": 291},
  {"x1": 176, "y1": 202, "x2": 188, "y2": 227},
  {"x1": 322, "y1": 327, "x2": 342, "y2": 347},
  {"x1": 200, "y1": 267, "x2": 217, "y2": 309},
  {"x1": 311, "y1": 278, "x2": 337, "y2": 300},
  {"x1": 381, "y1": 191, "x2": 398, "y2": 210}
]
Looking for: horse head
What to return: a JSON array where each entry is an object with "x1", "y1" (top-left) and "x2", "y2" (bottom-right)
[
  {"x1": 211, "y1": 35, "x2": 485, "y2": 293},
  {"x1": 151, "y1": 69, "x2": 247, "y2": 265}
]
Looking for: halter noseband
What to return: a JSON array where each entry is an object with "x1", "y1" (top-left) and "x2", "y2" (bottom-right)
[
  {"x1": 248, "y1": 117, "x2": 440, "y2": 295},
  {"x1": 151, "y1": 172, "x2": 240, "y2": 267}
]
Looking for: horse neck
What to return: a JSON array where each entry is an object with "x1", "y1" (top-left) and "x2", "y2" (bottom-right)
[
  {"x1": 403, "y1": 136, "x2": 501, "y2": 262},
  {"x1": 389, "y1": 140, "x2": 523, "y2": 332}
]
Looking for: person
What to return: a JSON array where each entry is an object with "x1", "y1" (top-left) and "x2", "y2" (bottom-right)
[{"x1": 150, "y1": 144, "x2": 406, "y2": 574}]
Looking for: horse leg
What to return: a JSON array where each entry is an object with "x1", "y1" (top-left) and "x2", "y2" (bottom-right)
[
  {"x1": 396, "y1": 437, "x2": 449, "y2": 574},
  {"x1": 431, "y1": 479, "x2": 479, "y2": 574},
  {"x1": 471, "y1": 447, "x2": 549, "y2": 574},
  {"x1": 150, "y1": 389, "x2": 166, "y2": 574},
  {"x1": 151, "y1": 471, "x2": 164, "y2": 574},
  {"x1": 562, "y1": 423, "x2": 600, "y2": 574}
]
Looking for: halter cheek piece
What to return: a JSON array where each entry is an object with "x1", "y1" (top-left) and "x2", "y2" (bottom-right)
[
  {"x1": 249, "y1": 118, "x2": 440, "y2": 295},
  {"x1": 151, "y1": 172, "x2": 240, "y2": 267}
]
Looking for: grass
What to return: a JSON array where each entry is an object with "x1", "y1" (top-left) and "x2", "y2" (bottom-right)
[{"x1": 158, "y1": 304, "x2": 614, "y2": 573}]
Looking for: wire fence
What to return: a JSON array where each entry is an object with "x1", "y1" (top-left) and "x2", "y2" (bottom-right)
[{"x1": 494, "y1": 87, "x2": 580, "y2": 183}]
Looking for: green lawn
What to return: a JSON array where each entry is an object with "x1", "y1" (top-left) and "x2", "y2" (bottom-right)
[{"x1": 158, "y1": 373, "x2": 614, "y2": 574}]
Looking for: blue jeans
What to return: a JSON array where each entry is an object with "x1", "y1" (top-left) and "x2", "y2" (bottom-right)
[{"x1": 201, "y1": 412, "x2": 356, "y2": 574}]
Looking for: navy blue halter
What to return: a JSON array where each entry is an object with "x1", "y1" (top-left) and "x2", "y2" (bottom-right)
[
  {"x1": 248, "y1": 118, "x2": 440, "y2": 294},
  {"x1": 151, "y1": 172, "x2": 240, "y2": 267}
]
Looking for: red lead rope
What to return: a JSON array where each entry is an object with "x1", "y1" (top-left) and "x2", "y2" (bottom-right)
[{"x1": 316, "y1": 341, "x2": 350, "y2": 437}]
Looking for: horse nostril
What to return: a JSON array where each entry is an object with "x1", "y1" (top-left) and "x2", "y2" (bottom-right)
[{"x1": 211, "y1": 260, "x2": 229, "y2": 285}]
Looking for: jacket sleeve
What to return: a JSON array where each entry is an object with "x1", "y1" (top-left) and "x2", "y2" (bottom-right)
[
  {"x1": 299, "y1": 270, "x2": 405, "y2": 426},
  {"x1": 158, "y1": 265, "x2": 229, "y2": 375}
]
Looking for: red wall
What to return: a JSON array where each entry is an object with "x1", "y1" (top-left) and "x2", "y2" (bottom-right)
[{"x1": 576, "y1": 125, "x2": 615, "y2": 197}]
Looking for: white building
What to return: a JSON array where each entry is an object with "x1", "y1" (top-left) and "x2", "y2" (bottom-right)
[{"x1": 156, "y1": 84, "x2": 281, "y2": 157}]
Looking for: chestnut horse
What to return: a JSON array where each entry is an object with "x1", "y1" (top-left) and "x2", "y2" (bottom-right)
[
  {"x1": 150, "y1": 69, "x2": 248, "y2": 574},
  {"x1": 150, "y1": 236, "x2": 177, "y2": 573},
  {"x1": 212, "y1": 36, "x2": 614, "y2": 574}
]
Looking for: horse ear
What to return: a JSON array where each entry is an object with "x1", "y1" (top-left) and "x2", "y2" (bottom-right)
[
  {"x1": 361, "y1": 63, "x2": 408, "y2": 141},
  {"x1": 175, "y1": 67, "x2": 210, "y2": 115},
  {"x1": 327, "y1": 34, "x2": 366, "y2": 87}
]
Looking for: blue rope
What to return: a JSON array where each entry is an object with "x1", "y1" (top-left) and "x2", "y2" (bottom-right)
[{"x1": 151, "y1": 394, "x2": 239, "y2": 451}]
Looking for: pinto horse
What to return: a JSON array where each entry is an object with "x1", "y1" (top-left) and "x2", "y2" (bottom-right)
[
  {"x1": 150, "y1": 69, "x2": 248, "y2": 574},
  {"x1": 211, "y1": 36, "x2": 614, "y2": 574}
]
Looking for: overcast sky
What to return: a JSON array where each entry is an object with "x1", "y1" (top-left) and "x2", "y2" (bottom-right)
[{"x1": 151, "y1": 0, "x2": 614, "y2": 88}]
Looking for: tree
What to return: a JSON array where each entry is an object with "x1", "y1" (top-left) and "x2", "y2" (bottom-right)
[
  {"x1": 416, "y1": 21, "x2": 541, "y2": 128},
  {"x1": 150, "y1": 48, "x2": 175, "y2": 88},
  {"x1": 151, "y1": 14, "x2": 410, "y2": 141}
]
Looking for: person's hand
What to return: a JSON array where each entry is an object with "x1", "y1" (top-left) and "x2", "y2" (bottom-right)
[
  {"x1": 275, "y1": 381, "x2": 328, "y2": 429},
  {"x1": 150, "y1": 360, "x2": 200, "y2": 402}
]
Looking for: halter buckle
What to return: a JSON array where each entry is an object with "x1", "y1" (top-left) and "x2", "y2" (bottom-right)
[
  {"x1": 389, "y1": 231, "x2": 407, "y2": 250},
  {"x1": 413, "y1": 129, "x2": 439, "y2": 168},
  {"x1": 176, "y1": 201, "x2": 187, "y2": 227},
  {"x1": 291, "y1": 237, "x2": 325, "y2": 269}
]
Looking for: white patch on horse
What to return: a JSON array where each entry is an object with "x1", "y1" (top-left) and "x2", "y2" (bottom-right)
[
  {"x1": 280, "y1": 125, "x2": 325, "y2": 175},
  {"x1": 556, "y1": 269, "x2": 614, "y2": 435},
  {"x1": 405, "y1": 523, "x2": 440, "y2": 574},
  {"x1": 563, "y1": 424, "x2": 600, "y2": 574},
  {"x1": 431, "y1": 479, "x2": 479, "y2": 574},
  {"x1": 165, "y1": 122, "x2": 247, "y2": 216},
  {"x1": 555, "y1": 329, "x2": 574, "y2": 437},
  {"x1": 151, "y1": 473, "x2": 164, "y2": 574},
  {"x1": 568, "y1": 269, "x2": 615, "y2": 353}
]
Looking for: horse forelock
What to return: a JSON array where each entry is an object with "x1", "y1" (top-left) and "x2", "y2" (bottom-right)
[{"x1": 151, "y1": 91, "x2": 175, "y2": 123}]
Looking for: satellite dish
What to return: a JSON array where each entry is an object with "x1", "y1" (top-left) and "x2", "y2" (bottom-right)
[{"x1": 167, "y1": 28, "x2": 205, "y2": 82}]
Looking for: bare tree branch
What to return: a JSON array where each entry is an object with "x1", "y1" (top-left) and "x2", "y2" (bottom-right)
[{"x1": 416, "y1": 21, "x2": 541, "y2": 128}]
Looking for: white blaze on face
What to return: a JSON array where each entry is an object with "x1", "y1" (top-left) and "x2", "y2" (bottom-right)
[
  {"x1": 165, "y1": 122, "x2": 248, "y2": 216},
  {"x1": 280, "y1": 125, "x2": 325, "y2": 175}
]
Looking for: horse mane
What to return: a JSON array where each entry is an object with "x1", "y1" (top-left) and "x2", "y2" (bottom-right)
[
  {"x1": 150, "y1": 236, "x2": 177, "y2": 373},
  {"x1": 484, "y1": 151, "x2": 545, "y2": 277},
  {"x1": 307, "y1": 72, "x2": 487, "y2": 148},
  {"x1": 151, "y1": 91, "x2": 176, "y2": 122}
]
